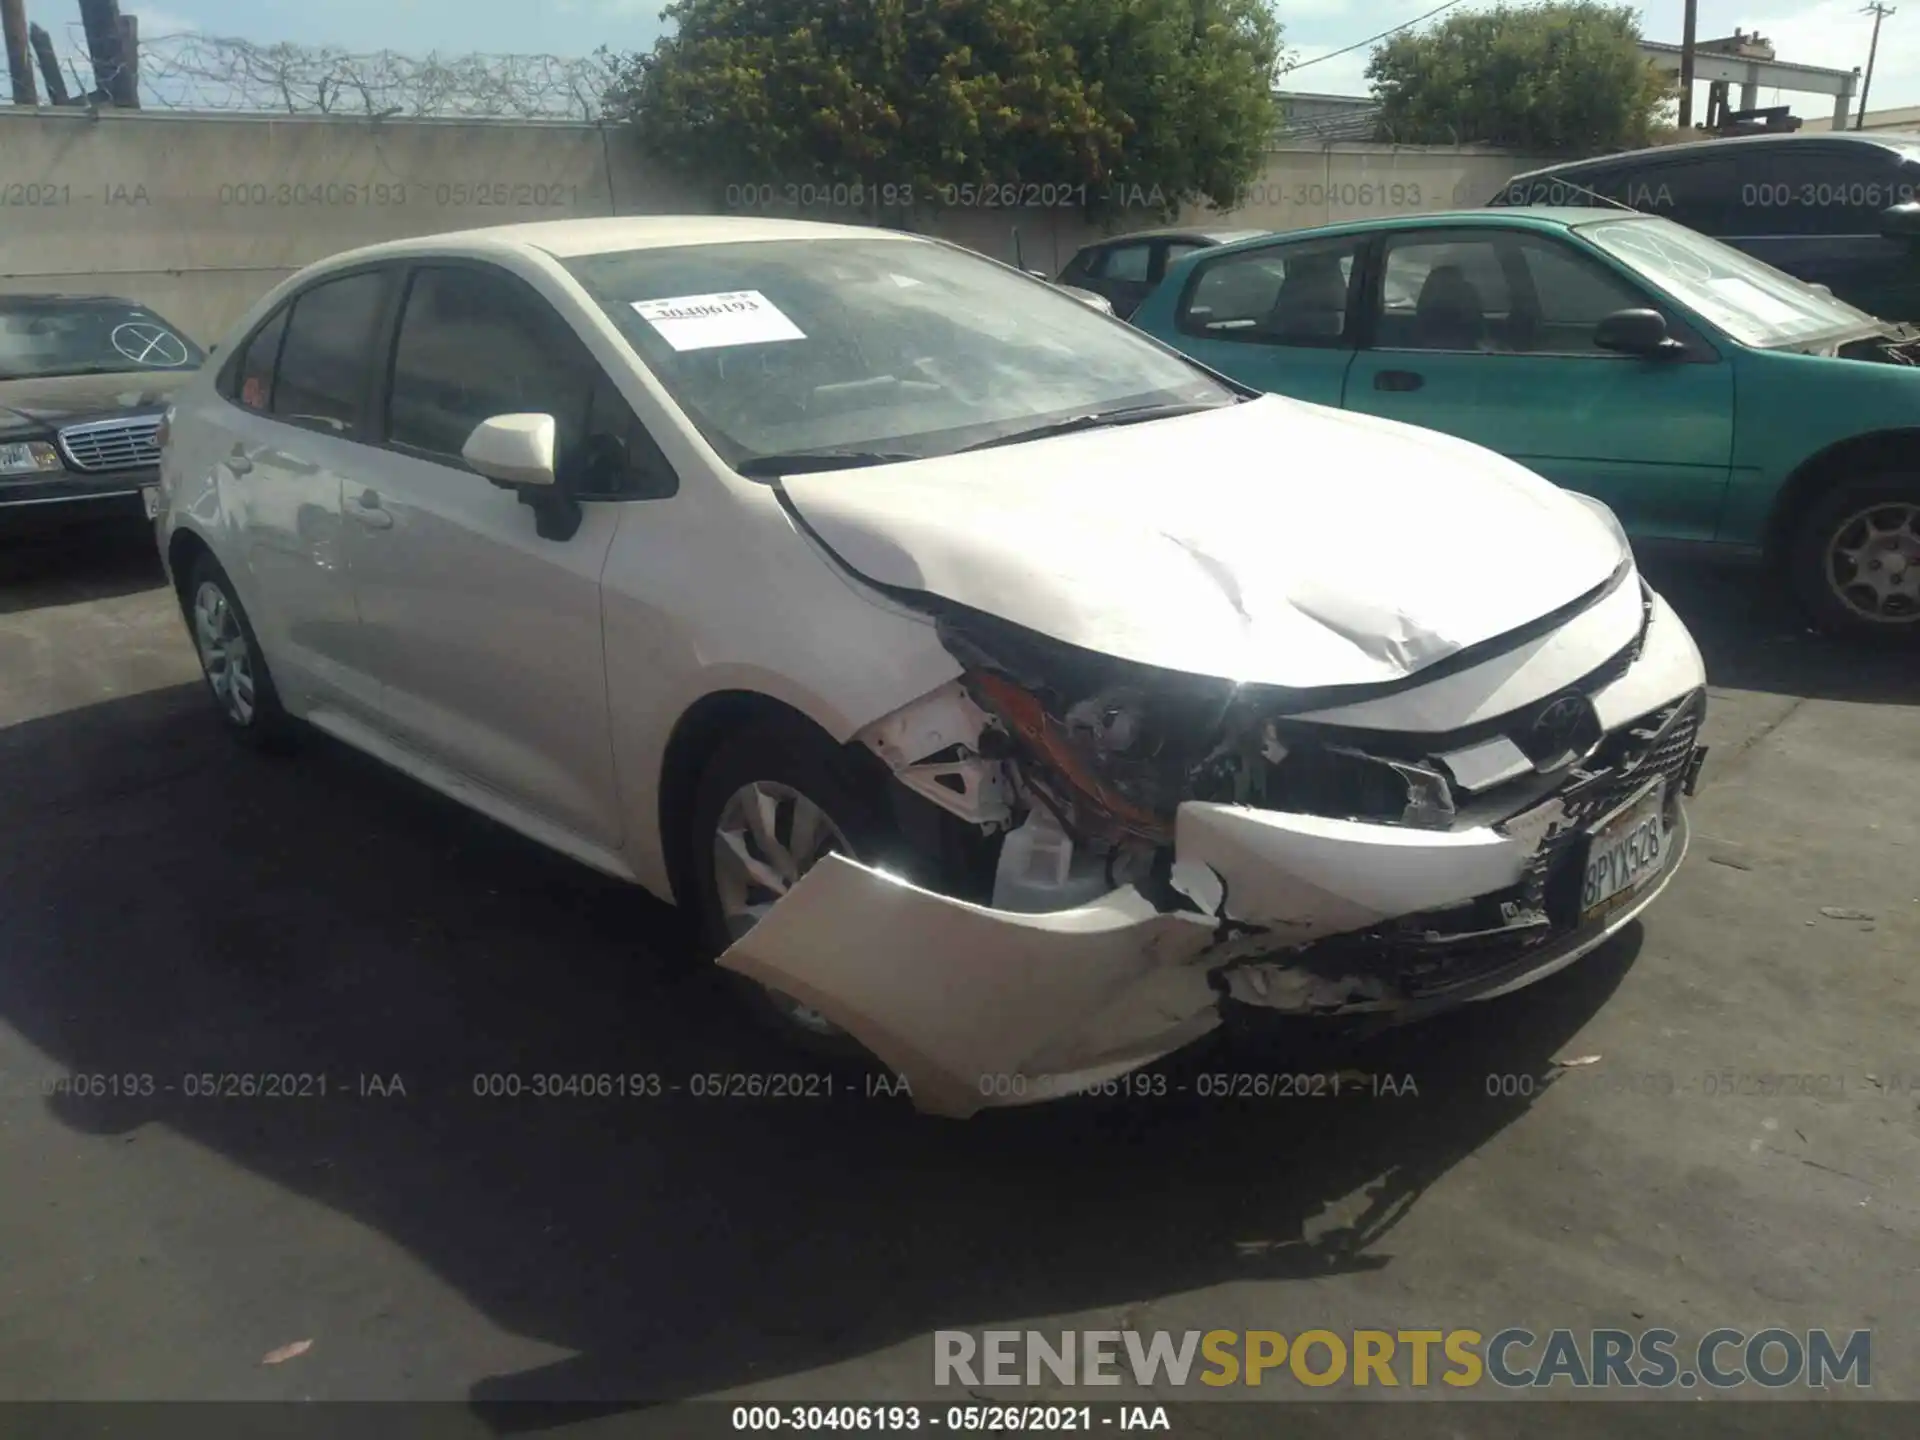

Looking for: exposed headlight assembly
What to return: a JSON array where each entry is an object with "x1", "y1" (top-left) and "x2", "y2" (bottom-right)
[{"x1": 0, "y1": 440, "x2": 61, "y2": 477}]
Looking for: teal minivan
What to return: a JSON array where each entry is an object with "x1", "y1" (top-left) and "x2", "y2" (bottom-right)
[{"x1": 1128, "y1": 208, "x2": 1920, "y2": 640}]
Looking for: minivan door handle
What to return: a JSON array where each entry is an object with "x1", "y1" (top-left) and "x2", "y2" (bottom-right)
[
  {"x1": 226, "y1": 444, "x2": 254, "y2": 476},
  {"x1": 349, "y1": 489, "x2": 394, "y2": 530},
  {"x1": 1374, "y1": 369, "x2": 1426, "y2": 392}
]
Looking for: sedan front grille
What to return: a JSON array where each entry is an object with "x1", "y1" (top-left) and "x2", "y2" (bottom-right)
[{"x1": 57, "y1": 415, "x2": 163, "y2": 473}]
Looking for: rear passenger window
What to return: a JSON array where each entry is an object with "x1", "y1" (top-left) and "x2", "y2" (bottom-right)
[
  {"x1": 231, "y1": 306, "x2": 289, "y2": 413},
  {"x1": 272, "y1": 271, "x2": 389, "y2": 436},
  {"x1": 1178, "y1": 236, "x2": 1363, "y2": 345},
  {"x1": 1101, "y1": 244, "x2": 1153, "y2": 283}
]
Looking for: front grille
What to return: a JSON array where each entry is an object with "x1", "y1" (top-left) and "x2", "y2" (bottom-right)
[
  {"x1": 1556, "y1": 689, "x2": 1705, "y2": 831},
  {"x1": 1242, "y1": 688, "x2": 1707, "y2": 1005},
  {"x1": 57, "y1": 416, "x2": 163, "y2": 473}
]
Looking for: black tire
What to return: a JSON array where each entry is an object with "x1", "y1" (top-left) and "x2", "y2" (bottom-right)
[
  {"x1": 686, "y1": 716, "x2": 902, "y2": 1059},
  {"x1": 183, "y1": 553, "x2": 298, "y2": 752},
  {"x1": 1788, "y1": 474, "x2": 1920, "y2": 642}
]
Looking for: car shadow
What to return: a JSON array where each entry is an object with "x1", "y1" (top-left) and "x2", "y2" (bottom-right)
[
  {"x1": 1, "y1": 680, "x2": 1638, "y2": 1415},
  {"x1": 0, "y1": 521, "x2": 168, "y2": 614},
  {"x1": 1638, "y1": 553, "x2": 1920, "y2": 707}
]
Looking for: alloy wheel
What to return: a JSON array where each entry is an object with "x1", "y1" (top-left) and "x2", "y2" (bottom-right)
[
  {"x1": 192, "y1": 580, "x2": 258, "y2": 726},
  {"x1": 711, "y1": 779, "x2": 852, "y2": 1036},
  {"x1": 1826, "y1": 500, "x2": 1920, "y2": 624}
]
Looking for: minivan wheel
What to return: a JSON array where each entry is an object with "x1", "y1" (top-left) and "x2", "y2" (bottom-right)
[
  {"x1": 1789, "y1": 475, "x2": 1920, "y2": 640},
  {"x1": 686, "y1": 718, "x2": 897, "y2": 1058},
  {"x1": 186, "y1": 556, "x2": 295, "y2": 751}
]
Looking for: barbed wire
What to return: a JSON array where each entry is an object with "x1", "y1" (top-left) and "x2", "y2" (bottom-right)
[{"x1": 8, "y1": 28, "x2": 621, "y2": 119}]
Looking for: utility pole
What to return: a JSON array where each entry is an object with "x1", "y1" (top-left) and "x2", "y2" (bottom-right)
[
  {"x1": 2, "y1": 0, "x2": 37, "y2": 106},
  {"x1": 1859, "y1": 3, "x2": 1896, "y2": 129},
  {"x1": 1678, "y1": 0, "x2": 1699, "y2": 129}
]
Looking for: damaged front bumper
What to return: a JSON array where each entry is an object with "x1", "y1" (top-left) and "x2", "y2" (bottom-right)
[
  {"x1": 719, "y1": 582, "x2": 1712, "y2": 1119},
  {"x1": 720, "y1": 694, "x2": 1707, "y2": 1119}
]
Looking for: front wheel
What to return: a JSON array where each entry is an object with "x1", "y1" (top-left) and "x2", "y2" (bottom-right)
[
  {"x1": 686, "y1": 718, "x2": 899, "y2": 1057},
  {"x1": 1789, "y1": 475, "x2": 1920, "y2": 640}
]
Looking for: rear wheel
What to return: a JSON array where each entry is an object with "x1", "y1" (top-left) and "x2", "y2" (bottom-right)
[
  {"x1": 1789, "y1": 475, "x2": 1920, "y2": 640},
  {"x1": 686, "y1": 718, "x2": 899, "y2": 1056},
  {"x1": 186, "y1": 555, "x2": 296, "y2": 751}
]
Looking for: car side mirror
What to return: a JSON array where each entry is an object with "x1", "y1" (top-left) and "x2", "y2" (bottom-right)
[
  {"x1": 462, "y1": 412, "x2": 582, "y2": 541},
  {"x1": 463, "y1": 413, "x2": 557, "y2": 487},
  {"x1": 1878, "y1": 202, "x2": 1920, "y2": 237},
  {"x1": 1594, "y1": 307, "x2": 1683, "y2": 358}
]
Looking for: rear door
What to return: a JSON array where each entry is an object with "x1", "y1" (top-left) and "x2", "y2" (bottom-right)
[
  {"x1": 341, "y1": 259, "x2": 635, "y2": 850},
  {"x1": 217, "y1": 266, "x2": 397, "y2": 721},
  {"x1": 1343, "y1": 226, "x2": 1734, "y2": 542},
  {"x1": 1162, "y1": 231, "x2": 1368, "y2": 407},
  {"x1": 1728, "y1": 142, "x2": 1920, "y2": 321}
]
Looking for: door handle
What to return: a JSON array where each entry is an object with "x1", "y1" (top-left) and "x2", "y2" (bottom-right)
[
  {"x1": 226, "y1": 444, "x2": 254, "y2": 476},
  {"x1": 350, "y1": 489, "x2": 394, "y2": 530},
  {"x1": 1375, "y1": 369, "x2": 1425, "y2": 392}
]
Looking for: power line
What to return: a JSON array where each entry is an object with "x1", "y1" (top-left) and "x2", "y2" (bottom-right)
[{"x1": 1281, "y1": 0, "x2": 1469, "y2": 75}]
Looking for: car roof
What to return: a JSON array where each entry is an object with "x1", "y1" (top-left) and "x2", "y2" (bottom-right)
[
  {"x1": 1184, "y1": 207, "x2": 1639, "y2": 257},
  {"x1": 1077, "y1": 227, "x2": 1270, "y2": 249},
  {"x1": 1503, "y1": 129, "x2": 1920, "y2": 183},
  {"x1": 0, "y1": 292, "x2": 145, "y2": 306},
  {"x1": 301, "y1": 215, "x2": 928, "y2": 268}
]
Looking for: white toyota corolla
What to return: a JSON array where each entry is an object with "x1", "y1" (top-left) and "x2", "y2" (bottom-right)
[{"x1": 153, "y1": 216, "x2": 1708, "y2": 1117}]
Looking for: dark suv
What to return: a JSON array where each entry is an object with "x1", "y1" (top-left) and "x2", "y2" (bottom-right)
[
  {"x1": 1, "y1": 293, "x2": 204, "y2": 531},
  {"x1": 1489, "y1": 132, "x2": 1920, "y2": 321}
]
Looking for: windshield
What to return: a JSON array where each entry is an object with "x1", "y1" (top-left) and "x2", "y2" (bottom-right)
[
  {"x1": 562, "y1": 237, "x2": 1236, "y2": 470},
  {"x1": 1579, "y1": 215, "x2": 1880, "y2": 345},
  {"x1": 0, "y1": 298, "x2": 203, "y2": 381}
]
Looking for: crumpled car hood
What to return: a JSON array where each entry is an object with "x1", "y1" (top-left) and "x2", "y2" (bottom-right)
[{"x1": 780, "y1": 394, "x2": 1628, "y2": 689}]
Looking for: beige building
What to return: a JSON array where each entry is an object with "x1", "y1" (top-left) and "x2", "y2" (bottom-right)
[{"x1": 1802, "y1": 104, "x2": 1920, "y2": 132}]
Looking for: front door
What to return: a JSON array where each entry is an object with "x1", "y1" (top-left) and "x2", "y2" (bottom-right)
[
  {"x1": 1343, "y1": 226, "x2": 1734, "y2": 544},
  {"x1": 340, "y1": 261, "x2": 628, "y2": 850},
  {"x1": 1156, "y1": 231, "x2": 1366, "y2": 408}
]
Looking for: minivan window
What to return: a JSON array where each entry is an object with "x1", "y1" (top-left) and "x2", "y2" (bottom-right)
[
  {"x1": 272, "y1": 271, "x2": 389, "y2": 436},
  {"x1": 386, "y1": 264, "x2": 661, "y2": 497},
  {"x1": 1737, "y1": 147, "x2": 1912, "y2": 236}
]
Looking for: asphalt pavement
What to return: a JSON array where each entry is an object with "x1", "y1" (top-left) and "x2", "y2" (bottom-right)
[{"x1": 0, "y1": 521, "x2": 1915, "y2": 1437}]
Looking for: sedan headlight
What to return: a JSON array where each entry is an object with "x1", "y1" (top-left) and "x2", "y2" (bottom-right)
[{"x1": 0, "y1": 440, "x2": 61, "y2": 477}]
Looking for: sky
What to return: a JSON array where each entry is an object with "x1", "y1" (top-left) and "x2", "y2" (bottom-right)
[{"x1": 40, "y1": 0, "x2": 1920, "y2": 119}]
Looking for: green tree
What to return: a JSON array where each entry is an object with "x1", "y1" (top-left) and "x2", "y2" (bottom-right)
[
  {"x1": 602, "y1": 0, "x2": 1283, "y2": 222},
  {"x1": 1366, "y1": 2, "x2": 1671, "y2": 152}
]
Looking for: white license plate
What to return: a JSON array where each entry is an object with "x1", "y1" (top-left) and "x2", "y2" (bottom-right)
[
  {"x1": 141, "y1": 486, "x2": 160, "y2": 520},
  {"x1": 1580, "y1": 781, "x2": 1667, "y2": 924}
]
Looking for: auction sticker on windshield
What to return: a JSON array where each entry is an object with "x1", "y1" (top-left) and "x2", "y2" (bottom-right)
[
  {"x1": 1580, "y1": 779, "x2": 1666, "y2": 925},
  {"x1": 631, "y1": 290, "x2": 805, "y2": 351}
]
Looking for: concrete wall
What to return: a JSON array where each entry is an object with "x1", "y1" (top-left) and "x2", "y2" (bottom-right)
[{"x1": 1, "y1": 109, "x2": 1553, "y2": 343}]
